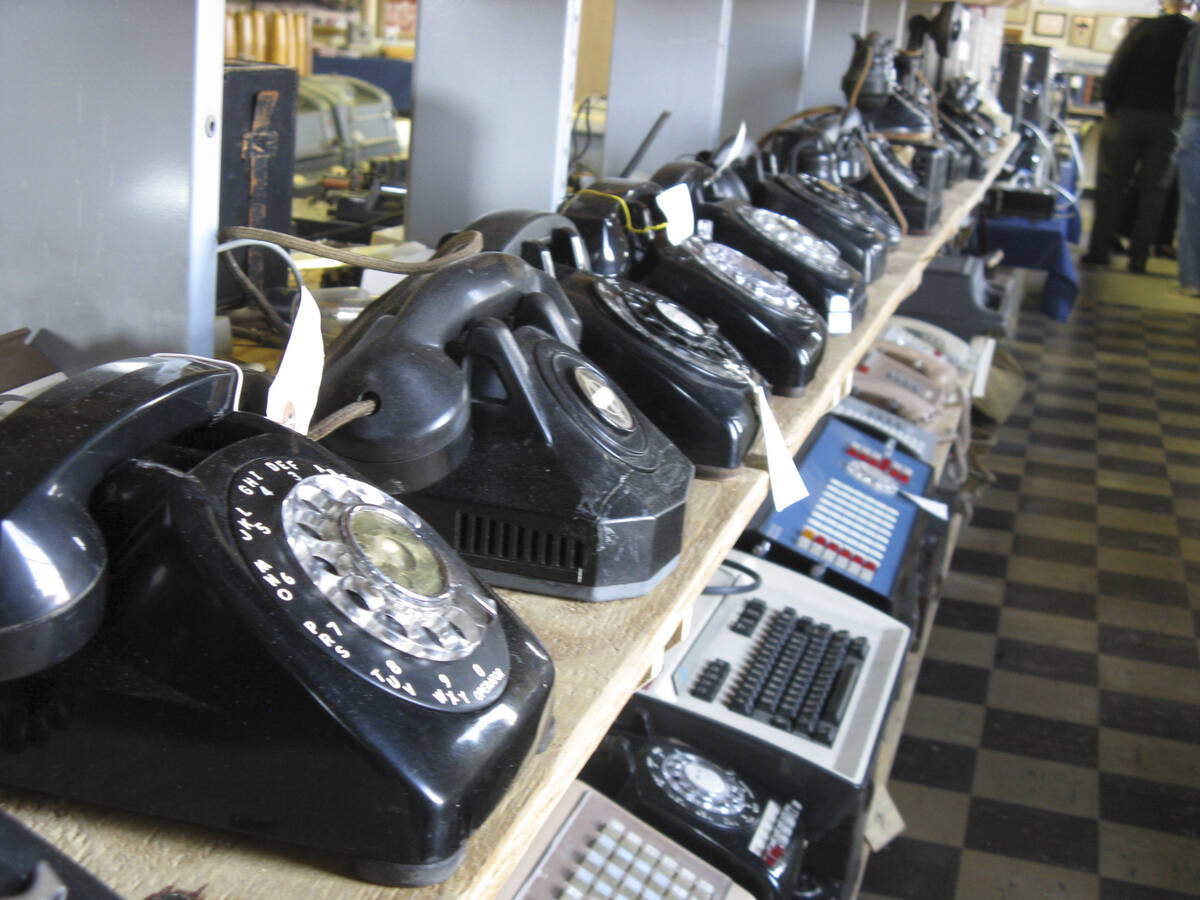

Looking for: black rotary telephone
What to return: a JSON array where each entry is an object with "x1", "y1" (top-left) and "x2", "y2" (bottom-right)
[
  {"x1": 464, "y1": 209, "x2": 761, "y2": 476},
  {"x1": 733, "y1": 152, "x2": 893, "y2": 283},
  {"x1": 561, "y1": 179, "x2": 828, "y2": 398},
  {"x1": 318, "y1": 251, "x2": 695, "y2": 601},
  {"x1": 0, "y1": 355, "x2": 554, "y2": 886},
  {"x1": 651, "y1": 158, "x2": 868, "y2": 335},
  {"x1": 582, "y1": 729, "x2": 807, "y2": 900}
]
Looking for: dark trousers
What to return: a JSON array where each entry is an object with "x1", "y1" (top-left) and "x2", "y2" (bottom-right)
[{"x1": 1087, "y1": 107, "x2": 1177, "y2": 264}]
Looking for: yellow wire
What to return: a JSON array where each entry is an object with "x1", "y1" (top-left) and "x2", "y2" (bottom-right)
[{"x1": 563, "y1": 189, "x2": 668, "y2": 235}]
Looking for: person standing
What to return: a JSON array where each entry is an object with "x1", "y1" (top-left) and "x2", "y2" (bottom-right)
[
  {"x1": 1082, "y1": 0, "x2": 1195, "y2": 273},
  {"x1": 1177, "y1": 20, "x2": 1200, "y2": 294}
]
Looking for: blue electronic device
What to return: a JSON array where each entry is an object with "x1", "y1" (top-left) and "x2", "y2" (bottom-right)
[{"x1": 756, "y1": 416, "x2": 932, "y2": 602}]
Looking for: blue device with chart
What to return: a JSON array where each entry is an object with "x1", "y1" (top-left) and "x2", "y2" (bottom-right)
[{"x1": 758, "y1": 416, "x2": 933, "y2": 600}]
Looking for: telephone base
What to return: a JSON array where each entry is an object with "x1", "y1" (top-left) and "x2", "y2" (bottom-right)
[
  {"x1": 351, "y1": 845, "x2": 466, "y2": 887},
  {"x1": 478, "y1": 553, "x2": 680, "y2": 603},
  {"x1": 771, "y1": 382, "x2": 807, "y2": 399}
]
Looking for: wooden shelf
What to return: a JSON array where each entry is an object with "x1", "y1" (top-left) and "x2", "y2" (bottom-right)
[{"x1": 0, "y1": 135, "x2": 1018, "y2": 900}]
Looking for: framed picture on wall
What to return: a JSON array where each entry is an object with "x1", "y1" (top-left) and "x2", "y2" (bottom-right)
[
  {"x1": 1033, "y1": 11, "x2": 1068, "y2": 39},
  {"x1": 1069, "y1": 15, "x2": 1096, "y2": 48},
  {"x1": 1093, "y1": 15, "x2": 1132, "y2": 52},
  {"x1": 1005, "y1": 1, "x2": 1030, "y2": 26}
]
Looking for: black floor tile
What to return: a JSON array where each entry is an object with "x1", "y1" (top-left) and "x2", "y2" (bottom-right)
[
  {"x1": 990, "y1": 472, "x2": 1022, "y2": 493},
  {"x1": 1095, "y1": 381, "x2": 1156, "y2": 398},
  {"x1": 991, "y1": 439, "x2": 1028, "y2": 458},
  {"x1": 994, "y1": 637, "x2": 1099, "y2": 686},
  {"x1": 1097, "y1": 526, "x2": 1181, "y2": 557},
  {"x1": 1100, "y1": 691, "x2": 1200, "y2": 744},
  {"x1": 1096, "y1": 488, "x2": 1175, "y2": 515},
  {"x1": 1032, "y1": 406, "x2": 1097, "y2": 425},
  {"x1": 1178, "y1": 517, "x2": 1200, "y2": 540},
  {"x1": 1029, "y1": 431, "x2": 1098, "y2": 452},
  {"x1": 1099, "y1": 624, "x2": 1200, "y2": 668},
  {"x1": 981, "y1": 708, "x2": 1099, "y2": 767},
  {"x1": 860, "y1": 837, "x2": 961, "y2": 900},
  {"x1": 1098, "y1": 571, "x2": 1190, "y2": 607},
  {"x1": 1165, "y1": 449, "x2": 1200, "y2": 467},
  {"x1": 1003, "y1": 413, "x2": 1033, "y2": 431},
  {"x1": 1161, "y1": 423, "x2": 1200, "y2": 442},
  {"x1": 891, "y1": 736, "x2": 977, "y2": 793},
  {"x1": 915, "y1": 658, "x2": 991, "y2": 705},
  {"x1": 1099, "y1": 772, "x2": 1200, "y2": 838},
  {"x1": 1037, "y1": 383, "x2": 1096, "y2": 400},
  {"x1": 947, "y1": 547, "x2": 1008, "y2": 579},
  {"x1": 1003, "y1": 581, "x2": 1098, "y2": 620},
  {"x1": 1170, "y1": 481, "x2": 1200, "y2": 501},
  {"x1": 1101, "y1": 879, "x2": 1200, "y2": 900},
  {"x1": 1023, "y1": 460, "x2": 1096, "y2": 484},
  {"x1": 1018, "y1": 494, "x2": 1097, "y2": 522},
  {"x1": 1097, "y1": 455, "x2": 1170, "y2": 479},
  {"x1": 969, "y1": 506, "x2": 1016, "y2": 532},
  {"x1": 964, "y1": 797, "x2": 1099, "y2": 872},
  {"x1": 1157, "y1": 397, "x2": 1200, "y2": 415},
  {"x1": 1097, "y1": 402, "x2": 1158, "y2": 421},
  {"x1": 1097, "y1": 427, "x2": 1164, "y2": 448},
  {"x1": 1012, "y1": 534, "x2": 1098, "y2": 568},
  {"x1": 935, "y1": 598, "x2": 1001, "y2": 634}
]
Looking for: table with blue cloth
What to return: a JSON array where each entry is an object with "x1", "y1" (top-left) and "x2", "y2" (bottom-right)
[{"x1": 975, "y1": 212, "x2": 1079, "y2": 322}]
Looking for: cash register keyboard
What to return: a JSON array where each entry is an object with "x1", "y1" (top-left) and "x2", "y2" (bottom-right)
[
  {"x1": 509, "y1": 785, "x2": 747, "y2": 900},
  {"x1": 690, "y1": 603, "x2": 868, "y2": 747}
]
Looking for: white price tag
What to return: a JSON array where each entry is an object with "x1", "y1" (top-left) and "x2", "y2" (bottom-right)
[
  {"x1": 267, "y1": 285, "x2": 325, "y2": 435},
  {"x1": 753, "y1": 384, "x2": 808, "y2": 511},
  {"x1": 655, "y1": 183, "x2": 696, "y2": 245},
  {"x1": 900, "y1": 491, "x2": 949, "y2": 521}
]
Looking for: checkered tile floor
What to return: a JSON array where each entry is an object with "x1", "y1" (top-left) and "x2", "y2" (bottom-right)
[{"x1": 859, "y1": 281, "x2": 1200, "y2": 899}]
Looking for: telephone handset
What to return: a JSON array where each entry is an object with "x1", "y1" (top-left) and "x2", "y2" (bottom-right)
[
  {"x1": 318, "y1": 251, "x2": 582, "y2": 493},
  {"x1": 0, "y1": 356, "x2": 554, "y2": 885},
  {"x1": 464, "y1": 208, "x2": 761, "y2": 475},
  {"x1": 872, "y1": 336, "x2": 959, "y2": 391},
  {"x1": 651, "y1": 158, "x2": 868, "y2": 335},
  {"x1": 561, "y1": 179, "x2": 828, "y2": 397},
  {"x1": 852, "y1": 352, "x2": 940, "y2": 426},
  {"x1": 582, "y1": 731, "x2": 807, "y2": 900},
  {"x1": 887, "y1": 315, "x2": 974, "y2": 373},
  {"x1": 833, "y1": 394, "x2": 940, "y2": 463},
  {"x1": 322, "y1": 249, "x2": 694, "y2": 601}
]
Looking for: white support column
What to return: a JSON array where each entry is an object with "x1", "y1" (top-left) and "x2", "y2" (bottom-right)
[
  {"x1": 801, "y1": 0, "x2": 870, "y2": 108},
  {"x1": 0, "y1": 0, "x2": 223, "y2": 368},
  {"x1": 865, "y1": 0, "x2": 909, "y2": 47},
  {"x1": 406, "y1": 0, "x2": 583, "y2": 244},
  {"x1": 604, "y1": 0, "x2": 734, "y2": 177},
  {"x1": 721, "y1": 0, "x2": 815, "y2": 141}
]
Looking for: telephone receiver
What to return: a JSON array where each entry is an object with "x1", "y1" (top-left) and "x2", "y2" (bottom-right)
[
  {"x1": 464, "y1": 208, "x2": 762, "y2": 475},
  {"x1": 318, "y1": 251, "x2": 583, "y2": 492},
  {"x1": 873, "y1": 336, "x2": 959, "y2": 391},
  {"x1": 888, "y1": 314, "x2": 974, "y2": 372},
  {"x1": 0, "y1": 355, "x2": 554, "y2": 885},
  {"x1": 852, "y1": 358, "x2": 939, "y2": 425},
  {"x1": 0, "y1": 356, "x2": 242, "y2": 681}
]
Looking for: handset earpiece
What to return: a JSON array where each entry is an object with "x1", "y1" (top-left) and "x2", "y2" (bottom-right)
[
  {"x1": 0, "y1": 357, "x2": 239, "y2": 681},
  {"x1": 317, "y1": 252, "x2": 582, "y2": 491}
]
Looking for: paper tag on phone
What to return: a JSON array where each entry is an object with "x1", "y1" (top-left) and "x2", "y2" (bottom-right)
[
  {"x1": 655, "y1": 183, "x2": 696, "y2": 245},
  {"x1": 901, "y1": 490, "x2": 949, "y2": 521},
  {"x1": 753, "y1": 384, "x2": 808, "y2": 510},
  {"x1": 266, "y1": 285, "x2": 325, "y2": 435}
]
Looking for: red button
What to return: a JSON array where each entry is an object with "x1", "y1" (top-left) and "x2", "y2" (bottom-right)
[
  {"x1": 814, "y1": 535, "x2": 827, "y2": 546},
  {"x1": 857, "y1": 364, "x2": 869, "y2": 373},
  {"x1": 864, "y1": 561, "x2": 878, "y2": 571},
  {"x1": 853, "y1": 555, "x2": 864, "y2": 565},
  {"x1": 828, "y1": 542, "x2": 840, "y2": 553},
  {"x1": 840, "y1": 548, "x2": 852, "y2": 558},
  {"x1": 897, "y1": 472, "x2": 910, "y2": 483}
]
